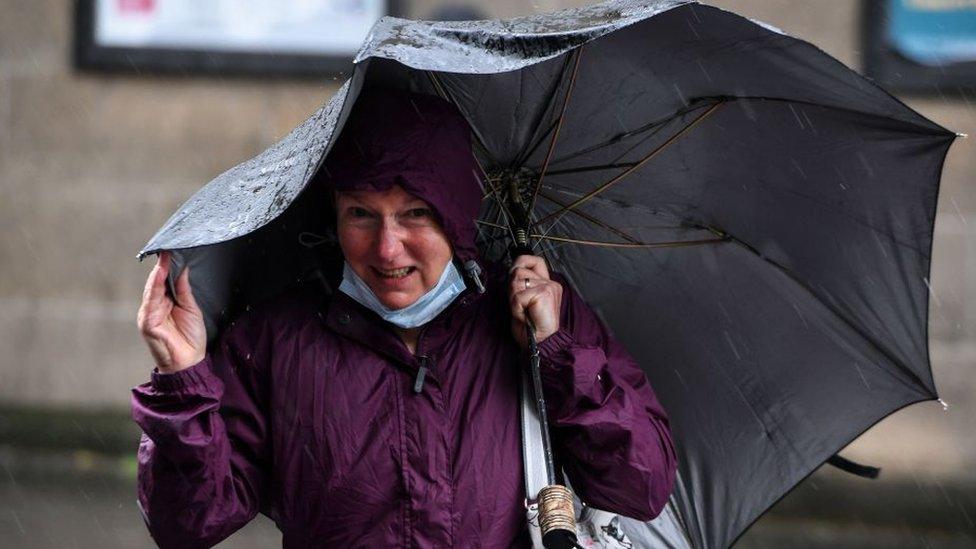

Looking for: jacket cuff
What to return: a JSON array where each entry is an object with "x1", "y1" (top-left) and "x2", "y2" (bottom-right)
[
  {"x1": 150, "y1": 356, "x2": 215, "y2": 391},
  {"x1": 537, "y1": 328, "x2": 575, "y2": 364}
]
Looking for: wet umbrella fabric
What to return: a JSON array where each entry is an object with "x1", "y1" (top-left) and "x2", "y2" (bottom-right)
[{"x1": 139, "y1": 1, "x2": 958, "y2": 547}]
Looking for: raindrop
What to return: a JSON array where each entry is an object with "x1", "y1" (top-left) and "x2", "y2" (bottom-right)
[
  {"x1": 672, "y1": 368, "x2": 687, "y2": 389},
  {"x1": 696, "y1": 60, "x2": 712, "y2": 83},
  {"x1": 852, "y1": 361, "x2": 871, "y2": 390},
  {"x1": 949, "y1": 196, "x2": 967, "y2": 227},
  {"x1": 8, "y1": 509, "x2": 25, "y2": 536},
  {"x1": 922, "y1": 277, "x2": 942, "y2": 308},
  {"x1": 787, "y1": 104, "x2": 805, "y2": 130},
  {"x1": 722, "y1": 330, "x2": 741, "y2": 360},
  {"x1": 790, "y1": 158, "x2": 807, "y2": 179},
  {"x1": 856, "y1": 152, "x2": 875, "y2": 178},
  {"x1": 960, "y1": 503, "x2": 974, "y2": 527},
  {"x1": 800, "y1": 109, "x2": 817, "y2": 134},
  {"x1": 737, "y1": 98, "x2": 757, "y2": 122},
  {"x1": 671, "y1": 83, "x2": 688, "y2": 107},
  {"x1": 871, "y1": 231, "x2": 888, "y2": 259},
  {"x1": 791, "y1": 301, "x2": 810, "y2": 329}
]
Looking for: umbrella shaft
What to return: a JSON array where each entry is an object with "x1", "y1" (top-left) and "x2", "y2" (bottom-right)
[{"x1": 526, "y1": 319, "x2": 558, "y2": 485}]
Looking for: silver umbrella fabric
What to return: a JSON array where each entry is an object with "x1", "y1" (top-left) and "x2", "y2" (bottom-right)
[{"x1": 139, "y1": 1, "x2": 958, "y2": 547}]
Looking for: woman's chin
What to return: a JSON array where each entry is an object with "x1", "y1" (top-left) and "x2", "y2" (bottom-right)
[
  {"x1": 367, "y1": 271, "x2": 424, "y2": 309},
  {"x1": 368, "y1": 283, "x2": 422, "y2": 310},
  {"x1": 377, "y1": 293, "x2": 420, "y2": 311}
]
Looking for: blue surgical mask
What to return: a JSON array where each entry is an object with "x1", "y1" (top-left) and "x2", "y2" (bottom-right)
[{"x1": 338, "y1": 260, "x2": 467, "y2": 329}]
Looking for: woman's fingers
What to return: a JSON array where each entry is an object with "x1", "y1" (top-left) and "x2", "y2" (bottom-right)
[
  {"x1": 510, "y1": 254, "x2": 549, "y2": 280},
  {"x1": 509, "y1": 265, "x2": 548, "y2": 293},
  {"x1": 174, "y1": 263, "x2": 201, "y2": 314},
  {"x1": 141, "y1": 252, "x2": 168, "y2": 307},
  {"x1": 169, "y1": 262, "x2": 206, "y2": 342},
  {"x1": 139, "y1": 253, "x2": 171, "y2": 332},
  {"x1": 510, "y1": 285, "x2": 541, "y2": 318},
  {"x1": 508, "y1": 254, "x2": 561, "y2": 347},
  {"x1": 509, "y1": 269, "x2": 532, "y2": 294},
  {"x1": 510, "y1": 279, "x2": 562, "y2": 339},
  {"x1": 511, "y1": 281, "x2": 560, "y2": 311},
  {"x1": 136, "y1": 251, "x2": 208, "y2": 372}
]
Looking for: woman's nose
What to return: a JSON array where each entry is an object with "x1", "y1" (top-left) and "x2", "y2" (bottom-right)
[{"x1": 375, "y1": 220, "x2": 405, "y2": 261}]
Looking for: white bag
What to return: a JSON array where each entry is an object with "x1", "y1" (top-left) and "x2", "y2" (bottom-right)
[
  {"x1": 526, "y1": 503, "x2": 634, "y2": 548},
  {"x1": 520, "y1": 370, "x2": 635, "y2": 549}
]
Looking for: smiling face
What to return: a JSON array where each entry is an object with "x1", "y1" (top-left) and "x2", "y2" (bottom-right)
[{"x1": 336, "y1": 185, "x2": 454, "y2": 310}]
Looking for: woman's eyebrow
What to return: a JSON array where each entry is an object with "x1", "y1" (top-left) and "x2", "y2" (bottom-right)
[{"x1": 339, "y1": 195, "x2": 377, "y2": 210}]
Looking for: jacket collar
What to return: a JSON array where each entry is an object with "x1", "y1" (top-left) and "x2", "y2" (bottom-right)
[{"x1": 322, "y1": 284, "x2": 485, "y2": 379}]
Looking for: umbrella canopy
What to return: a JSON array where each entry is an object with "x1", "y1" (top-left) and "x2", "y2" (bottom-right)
[{"x1": 139, "y1": 1, "x2": 958, "y2": 546}]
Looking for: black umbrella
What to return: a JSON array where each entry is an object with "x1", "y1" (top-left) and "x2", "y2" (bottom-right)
[{"x1": 138, "y1": 1, "x2": 959, "y2": 546}]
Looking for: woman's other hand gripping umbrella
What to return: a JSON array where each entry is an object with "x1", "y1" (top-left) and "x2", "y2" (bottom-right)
[
  {"x1": 137, "y1": 251, "x2": 206, "y2": 374},
  {"x1": 510, "y1": 254, "x2": 563, "y2": 350}
]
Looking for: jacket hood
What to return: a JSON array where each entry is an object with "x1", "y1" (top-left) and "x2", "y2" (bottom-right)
[{"x1": 323, "y1": 88, "x2": 484, "y2": 273}]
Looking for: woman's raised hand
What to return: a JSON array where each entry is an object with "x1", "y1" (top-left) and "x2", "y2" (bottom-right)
[
  {"x1": 137, "y1": 251, "x2": 207, "y2": 374},
  {"x1": 509, "y1": 254, "x2": 562, "y2": 350}
]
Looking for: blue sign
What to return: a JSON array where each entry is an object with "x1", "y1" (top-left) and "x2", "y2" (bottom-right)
[{"x1": 887, "y1": 0, "x2": 976, "y2": 66}]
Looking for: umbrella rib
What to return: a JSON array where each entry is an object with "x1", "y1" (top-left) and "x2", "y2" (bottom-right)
[
  {"x1": 532, "y1": 101, "x2": 724, "y2": 228},
  {"x1": 482, "y1": 181, "x2": 522, "y2": 247},
  {"x1": 425, "y1": 71, "x2": 521, "y2": 243},
  {"x1": 425, "y1": 70, "x2": 498, "y2": 186},
  {"x1": 480, "y1": 177, "x2": 506, "y2": 201},
  {"x1": 695, "y1": 222, "x2": 934, "y2": 395},
  {"x1": 530, "y1": 234, "x2": 728, "y2": 249},
  {"x1": 475, "y1": 216, "x2": 511, "y2": 251},
  {"x1": 479, "y1": 225, "x2": 518, "y2": 249},
  {"x1": 529, "y1": 47, "x2": 584, "y2": 214},
  {"x1": 535, "y1": 190, "x2": 642, "y2": 244},
  {"x1": 484, "y1": 180, "x2": 518, "y2": 243},
  {"x1": 543, "y1": 163, "x2": 639, "y2": 176},
  {"x1": 541, "y1": 100, "x2": 717, "y2": 169},
  {"x1": 475, "y1": 220, "x2": 510, "y2": 231},
  {"x1": 513, "y1": 52, "x2": 577, "y2": 169},
  {"x1": 517, "y1": 119, "x2": 560, "y2": 169}
]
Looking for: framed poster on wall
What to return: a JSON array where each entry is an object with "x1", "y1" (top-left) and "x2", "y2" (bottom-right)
[
  {"x1": 74, "y1": 0, "x2": 405, "y2": 77},
  {"x1": 862, "y1": 0, "x2": 976, "y2": 94}
]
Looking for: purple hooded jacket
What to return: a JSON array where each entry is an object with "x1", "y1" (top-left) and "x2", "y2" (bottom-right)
[{"x1": 131, "y1": 90, "x2": 677, "y2": 548}]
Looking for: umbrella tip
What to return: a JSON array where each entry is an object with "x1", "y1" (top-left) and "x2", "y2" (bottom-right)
[
  {"x1": 937, "y1": 398, "x2": 949, "y2": 411},
  {"x1": 956, "y1": 132, "x2": 969, "y2": 138}
]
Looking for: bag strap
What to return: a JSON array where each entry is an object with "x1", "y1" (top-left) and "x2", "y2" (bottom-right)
[{"x1": 520, "y1": 368, "x2": 549, "y2": 502}]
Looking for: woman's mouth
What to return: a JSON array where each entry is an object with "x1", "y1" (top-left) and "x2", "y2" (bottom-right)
[{"x1": 372, "y1": 266, "x2": 416, "y2": 279}]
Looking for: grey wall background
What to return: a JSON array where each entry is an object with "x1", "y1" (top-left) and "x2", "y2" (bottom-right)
[{"x1": 0, "y1": 1, "x2": 973, "y2": 544}]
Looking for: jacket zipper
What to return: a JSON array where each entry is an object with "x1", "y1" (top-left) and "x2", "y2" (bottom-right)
[
  {"x1": 409, "y1": 288, "x2": 476, "y2": 394},
  {"x1": 413, "y1": 356, "x2": 429, "y2": 393},
  {"x1": 413, "y1": 326, "x2": 431, "y2": 394}
]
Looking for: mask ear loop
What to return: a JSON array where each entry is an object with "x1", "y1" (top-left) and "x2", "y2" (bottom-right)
[{"x1": 298, "y1": 231, "x2": 336, "y2": 249}]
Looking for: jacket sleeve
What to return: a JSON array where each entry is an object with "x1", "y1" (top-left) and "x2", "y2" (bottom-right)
[
  {"x1": 130, "y1": 312, "x2": 273, "y2": 549},
  {"x1": 536, "y1": 277, "x2": 677, "y2": 522}
]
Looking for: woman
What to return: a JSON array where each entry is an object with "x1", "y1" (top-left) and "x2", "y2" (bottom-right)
[{"x1": 133, "y1": 89, "x2": 676, "y2": 548}]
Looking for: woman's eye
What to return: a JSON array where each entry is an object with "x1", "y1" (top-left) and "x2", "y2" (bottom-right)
[
  {"x1": 350, "y1": 207, "x2": 372, "y2": 218},
  {"x1": 407, "y1": 208, "x2": 432, "y2": 218}
]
